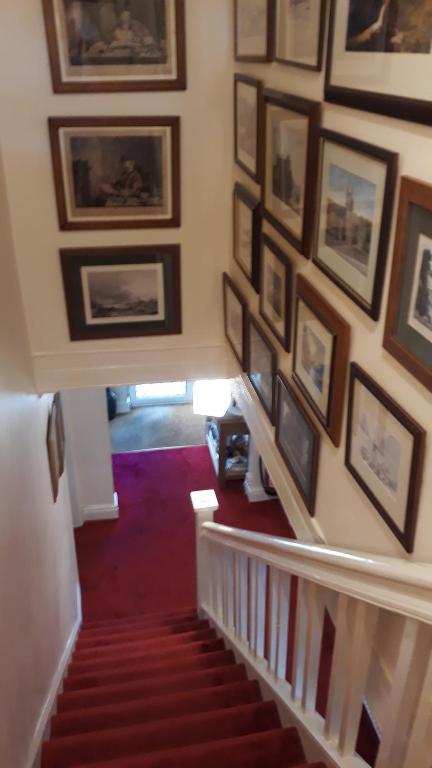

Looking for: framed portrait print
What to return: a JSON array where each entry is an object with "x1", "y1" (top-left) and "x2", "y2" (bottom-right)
[
  {"x1": 326, "y1": 0, "x2": 432, "y2": 126},
  {"x1": 42, "y1": 0, "x2": 186, "y2": 93},
  {"x1": 234, "y1": 75, "x2": 263, "y2": 184},
  {"x1": 259, "y1": 234, "x2": 293, "y2": 351},
  {"x1": 234, "y1": 0, "x2": 274, "y2": 62},
  {"x1": 247, "y1": 315, "x2": 278, "y2": 423},
  {"x1": 384, "y1": 177, "x2": 432, "y2": 392},
  {"x1": 276, "y1": 372, "x2": 320, "y2": 516},
  {"x1": 60, "y1": 245, "x2": 182, "y2": 341},
  {"x1": 314, "y1": 130, "x2": 398, "y2": 320},
  {"x1": 233, "y1": 183, "x2": 261, "y2": 293},
  {"x1": 223, "y1": 273, "x2": 248, "y2": 370},
  {"x1": 293, "y1": 275, "x2": 351, "y2": 446},
  {"x1": 346, "y1": 364, "x2": 425, "y2": 553},
  {"x1": 263, "y1": 89, "x2": 321, "y2": 257},
  {"x1": 49, "y1": 116, "x2": 180, "y2": 231},
  {"x1": 274, "y1": 0, "x2": 326, "y2": 71}
]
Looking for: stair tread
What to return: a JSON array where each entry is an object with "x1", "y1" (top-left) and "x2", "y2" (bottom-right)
[
  {"x1": 81, "y1": 609, "x2": 197, "y2": 631},
  {"x1": 76, "y1": 620, "x2": 210, "y2": 648},
  {"x1": 72, "y1": 628, "x2": 217, "y2": 662}
]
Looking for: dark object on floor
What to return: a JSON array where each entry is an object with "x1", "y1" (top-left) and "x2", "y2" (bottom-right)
[{"x1": 106, "y1": 388, "x2": 117, "y2": 421}]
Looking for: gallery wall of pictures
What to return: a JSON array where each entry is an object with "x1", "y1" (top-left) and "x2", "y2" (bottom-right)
[{"x1": 230, "y1": 0, "x2": 432, "y2": 559}]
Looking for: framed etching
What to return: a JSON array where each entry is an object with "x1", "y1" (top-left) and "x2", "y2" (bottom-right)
[
  {"x1": 259, "y1": 234, "x2": 293, "y2": 351},
  {"x1": 247, "y1": 315, "x2": 278, "y2": 423},
  {"x1": 263, "y1": 88, "x2": 321, "y2": 257},
  {"x1": 384, "y1": 177, "x2": 432, "y2": 392},
  {"x1": 293, "y1": 275, "x2": 350, "y2": 446},
  {"x1": 42, "y1": 0, "x2": 186, "y2": 93},
  {"x1": 234, "y1": 75, "x2": 263, "y2": 184},
  {"x1": 314, "y1": 129, "x2": 398, "y2": 320},
  {"x1": 223, "y1": 273, "x2": 248, "y2": 370},
  {"x1": 326, "y1": 0, "x2": 432, "y2": 126},
  {"x1": 274, "y1": 0, "x2": 326, "y2": 71},
  {"x1": 61, "y1": 245, "x2": 182, "y2": 341},
  {"x1": 233, "y1": 183, "x2": 261, "y2": 293},
  {"x1": 276, "y1": 371, "x2": 320, "y2": 516},
  {"x1": 234, "y1": 0, "x2": 274, "y2": 62},
  {"x1": 346, "y1": 363, "x2": 425, "y2": 553},
  {"x1": 49, "y1": 116, "x2": 180, "y2": 231}
]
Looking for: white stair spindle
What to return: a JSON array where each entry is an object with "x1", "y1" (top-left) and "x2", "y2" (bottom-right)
[
  {"x1": 292, "y1": 578, "x2": 309, "y2": 702},
  {"x1": 325, "y1": 593, "x2": 350, "y2": 743},
  {"x1": 249, "y1": 558, "x2": 258, "y2": 654},
  {"x1": 403, "y1": 638, "x2": 432, "y2": 768},
  {"x1": 239, "y1": 553, "x2": 248, "y2": 643},
  {"x1": 302, "y1": 584, "x2": 326, "y2": 712},
  {"x1": 276, "y1": 572, "x2": 291, "y2": 681},
  {"x1": 255, "y1": 561, "x2": 267, "y2": 658},
  {"x1": 225, "y1": 547, "x2": 235, "y2": 629},
  {"x1": 268, "y1": 567, "x2": 280, "y2": 675}
]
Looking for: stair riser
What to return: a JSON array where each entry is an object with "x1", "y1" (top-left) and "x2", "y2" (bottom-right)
[
  {"x1": 72, "y1": 629, "x2": 217, "y2": 663},
  {"x1": 81, "y1": 611, "x2": 197, "y2": 632},
  {"x1": 76, "y1": 621, "x2": 209, "y2": 649}
]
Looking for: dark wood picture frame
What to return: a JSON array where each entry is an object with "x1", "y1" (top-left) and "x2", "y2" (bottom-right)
[
  {"x1": 247, "y1": 314, "x2": 278, "y2": 424},
  {"x1": 234, "y1": 0, "x2": 275, "y2": 62},
  {"x1": 46, "y1": 402, "x2": 60, "y2": 503},
  {"x1": 274, "y1": 0, "x2": 326, "y2": 72},
  {"x1": 42, "y1": 0, "x2": 187, "y2": 93},
  {"x1": 345, "y1": 363, "x2": 425, "y2": 553},
  {"x1": 262, "y1": 88, "x2": 321, "y2": 258},
  {"x1": 384, "y1": 177, "x2": 432, "y2": 392},
  {"x1": 276, "y1": 371, "x2": 320, "y2": 516},
  {"x1": 61, "y1": 245, "x2": 182, "y2": 341},
  {"x1": 314, "y1": 129, "x2": 398, "y2": 320},
  {"x1": 53, "y1": 392, "x2": 65, "y2": 477},
  {"x1": 234, "y1": 75, "x2": 263, "y2": 184},
  {"x1": 233, "y1": 183, "x2": 261, "y2": 293},
  {"x1": 49, "y1": 116, "x2": 180, "y2": 231},
  {"x1": 223, "y1": 272, "x2": 248, "y2": 371},
  {"x1": 293, "y1": 275, "x2": 350, "y2": 447},
  {"x1": 325, "y1": 0, "x2": 432, "y2": 127},
  {"x1": 259, "y1": 234, "x2": 293, "y2": 351}
]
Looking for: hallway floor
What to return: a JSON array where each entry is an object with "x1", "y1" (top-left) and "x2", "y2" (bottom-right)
[{"x1": 109, "y1": 405, "x2": 206, "y2": 452}]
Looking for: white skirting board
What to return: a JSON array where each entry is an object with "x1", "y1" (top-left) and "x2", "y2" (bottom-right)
[
  {"x1": 83, "y1": 492, "x2": 119, "y2": 522},
  {"x1": 243, "y1": 478, "x2": 274, "y2": 504}
]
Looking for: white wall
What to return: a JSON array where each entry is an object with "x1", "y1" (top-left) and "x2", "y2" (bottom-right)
[{"x1": 0, "y1": 147, "x2": 80, "y2": 768}]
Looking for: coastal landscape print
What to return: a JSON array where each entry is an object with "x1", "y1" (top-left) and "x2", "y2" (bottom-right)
[
  {"x1": 82, "y1": 264, "x2": 165, "y2": 324},
  {"x1": 356, "y1": 397, "x2": 401, "y2": 496},
  {"x1": 408, "y1": 233, "x2": 432, "y2": 343},
  {"x1": 346, "y1": 0, "x2": 432, "y2": 53}
]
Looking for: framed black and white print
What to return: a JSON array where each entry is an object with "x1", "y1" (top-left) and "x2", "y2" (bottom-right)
[
  {"x1": 233, "y1": 183, "x2": 261, "y2": 293},
  {"x1": 42, "y1": 0, "x2": 186, "y2": 93},
  {"x1": 276, "y1": 372, "x2": 320, "y2": 516},
  {"x1": 247, "y1": 315, "x2": 278, "y2": 423},
  {"x1": 314, "y1": 130, "x2": 398, "y2": 319},
  {"x1": 223, "y1": 273, "x2": 248, "y2": 370},
  {"x1": 235, "y1": 75, "x2": 263, "y2": 184},
  {"x1": 49, "y1": 117, "x2": 180, "y2": 230},
  {"x1": 346, "y1": 363, "x2": 425, "y2": 553},
  {"x1": 234, "y1": 0, "x2": 274, "y2": 62},
  {"x1": 326, "y1": 0, "x2": 432, "y2": 126},
  {"x1": 259, "y1": 234, "x2": 293, "y2": 351},
  {"x1": 274, "y1": 0, "x2": 326, "y2": 71},
  {"x1": 263, "y1": 89, "x2": 321, "y2": 257},
  {"x1": 60, "y1": 245, "x2": 182, "y2": 341}
]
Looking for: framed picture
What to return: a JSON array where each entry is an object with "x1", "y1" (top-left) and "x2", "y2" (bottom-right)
[
  {"x1": 314, "y1": 129, "x2": 398, "y2": 320},
  {"x1": 49, "y1": 116, "x2": 180, "y2": 230},
  {"x1": 54, "y1": 392, "x2": 66, "y2": 477},
  {"x1": 326, "y1": 0, "x2": 432, "y2": 126},
  {"x1": 263, "y1": 88, "x2": 321, "y2": 257},
  {"x1": 276, "y1": 371, "x2": 320, "y2": 516},
  {"x1": 346, "y1": 363, "x2": 425, "y2": 553},
  {"x1": 247, "y1": 315, "x2": 278, "y2": 423},
  {"x1": 42, "y1": 0, "x2": 186, "y2": 93},
  {"x1": 293, "y1": 275, "x2": 350, "y2": 446},
  {"x1": 233, "y1": 183, "x2": 261, "y2": 293},
  {"x1": 60, "y1": 245, "x2": 182, "y2": 341},
  {"x1": 384, "y1": 177, "x2": 432, "y2": 392},
  {"x1": 259, "y1": 234, "x2": 293, "y2": 351},
  {"x1": 234, "y1": 0, "x2": 274, "y2": 62},
  {"x1": 234, "y1": 75, "x2": 263, "y2": 184},
  {"x1": 274, "y1": 0, "x2": 326, "y2": 71},
  {"x1": 46, "y1": 402, "x2": 61, "y2": 503},
  {"x1": 223, "y1": 273, "x2": 248, "y2": 370}
]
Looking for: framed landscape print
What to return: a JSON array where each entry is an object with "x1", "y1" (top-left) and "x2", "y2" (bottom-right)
[
  {"x1": 233, "y1": 183, "x2": 261, "y2": 293},
  {"x1": 223, "y1": 273, "x2": 248, "y2": 370},
  {"x1": 235, "y1": 75, "x2": 263, "y2": 184},
  {"x1": 60, "y1": 245, "x2": 182, "y2": 341},
  {"x1": 42, "y1": 0, "x2": 186, "y2": 93},
  {"x1": 49, "y1": 117, "x2": 180, "y2": 231},
  {"x1": 259, "y1": 234, "x2": 293, "y2": 351},
  {"x1": 384, "y1": 177, "x2": 432, "y2": 392},
  {"x1": 326, "y1": 0, "x2": 432, "y2": 126},
  {"x1": 314, "y1": 130, "x2": 398, "y2": 320},
  {"x1": 234, "y1": 0, "x2": 274, "y2": 62},
  {"x1": 276, "y1": 372, "x2": 320, "y2": 516},
  {"x1": 346, "y1": 364, "x2": 425, "y2": 553},
  {"x1": 275, "y1": 0, "x2": 326, "y2": 71},
  {"x1": 293, "y1": 275, "x2": 351, "y2": 446},
  {"x1": 263, "y1": 89, "x2": 321, "y2": 257},
  {"x1": 247, "y1": 315, "x2": 278, "y2": 423}
]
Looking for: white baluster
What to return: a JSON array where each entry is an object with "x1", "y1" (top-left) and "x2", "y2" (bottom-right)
[
  {"x1": 255, "y1": 561, "x2": 267, "y2": 659},
  {"x1": 292, "y1": 578, "x2": 309, "y2": 702},
  {"x1": 403, "y1": 639, "x2": 432, "y2": 768},
  {"x1": 268, "y1": 567, "x2": 280, "y2": 675},
  {"x1": 302, "y1": 583, "x2": 326, "y2": 712},
  {"x1": 276, "y1": 572, "x2": 291, "y2": 680},
  {"x1": 239, "y1": 553, "x2": 248, "y2": 643},
  {"x1": 226, "y1": 547, "x2": 235, "y2": 629},
  {"x1": 249, "y1": 558, "x2": 258, "y2": 654},
  {"x1": 325, "y1": 593, "x2": 350, "y2": 742}
]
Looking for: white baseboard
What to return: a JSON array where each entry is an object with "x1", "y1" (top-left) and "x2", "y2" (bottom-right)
[
  {"x1": 243, "y1": 479, "x2": 273, "y2": 504},
  {"x1": 83, "y1": 492, "x2": 119, "y2": 522}
]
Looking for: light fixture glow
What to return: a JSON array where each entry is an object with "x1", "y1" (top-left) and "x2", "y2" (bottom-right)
[{"x1": 193, "y1": 379, "x2": 232, "y2": 418}]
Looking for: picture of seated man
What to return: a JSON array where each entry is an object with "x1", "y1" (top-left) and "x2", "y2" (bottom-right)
[{"x1": 99, "y1": 156, "x2": 157, "y2": 207}]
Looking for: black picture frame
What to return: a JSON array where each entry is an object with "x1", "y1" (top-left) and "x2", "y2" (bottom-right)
[
  {"x1": 223, "y1": 272, "x2": 248, "y2": 371},
  {"x1": 233, "y1": 183, "x2": 261, "y2": 293},
  {"x1": 259, "y1": 234, "x2": 293, "y2": 351},
  {"x1": 247, "y1": 314, "x2": 278, "y2": 424}
]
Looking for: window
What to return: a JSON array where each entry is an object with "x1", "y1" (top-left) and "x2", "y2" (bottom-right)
[{"x1": 130, "y1": 381, "x2": 193, "y2": 407}]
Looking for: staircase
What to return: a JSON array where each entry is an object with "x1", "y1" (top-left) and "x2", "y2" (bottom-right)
[{"x1": 42, "y1": 609, "x2": 324, "y2": 768}]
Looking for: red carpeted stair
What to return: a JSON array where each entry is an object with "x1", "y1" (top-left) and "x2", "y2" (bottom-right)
[{"x1": 42, "y1": 609, "x2": 326, "y2": 768}]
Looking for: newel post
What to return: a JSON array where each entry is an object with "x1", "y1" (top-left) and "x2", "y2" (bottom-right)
[{"x1": 190, "y1": 489, "x2": 218, "y2": 615}]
